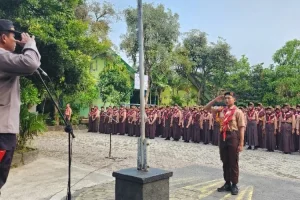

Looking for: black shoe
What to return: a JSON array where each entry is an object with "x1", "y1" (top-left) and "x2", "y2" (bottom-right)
[
  {"x1": 217, "y1": 183, "x2": 231, "y2": 192},
  {"x1": 231, "y1": 184, "x2": 239, "y2": 195},
  {"x1": 247, "y1": 146, "x2": 252, "y2": 150}
]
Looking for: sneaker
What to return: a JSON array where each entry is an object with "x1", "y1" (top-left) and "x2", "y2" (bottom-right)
[
  {"x1": 231, "y1": 184, "x2": 239, "y2": 195},
  {"x1": 217, "y1": 183, "x2": 231, "y2": 192}
]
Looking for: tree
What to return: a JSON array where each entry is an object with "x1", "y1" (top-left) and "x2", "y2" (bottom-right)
[
  {"x1": 271, "y1": 39, "x2": 300, "y2": 105},
  {"x1": 223, "y1": 55, "x2": 252, "y2": 103},
  {"x1": 98, "y1": 60, "x2": 133, "y2": 105},
  {"x1": 75, "y1": 0, "x2": 119, "y2": 41},
  {"x1": 121, "y1": 3, "x2": 180, "y2": 104},
  {"x1": 175, "y1": 30, "x2": 236, "y2": 104},
  {"x1": 19, "y1": 78, "x2": 46, "y2": 149},
  {"x1": 0, "y1": 0, "x2": 115, "y2": 122}
]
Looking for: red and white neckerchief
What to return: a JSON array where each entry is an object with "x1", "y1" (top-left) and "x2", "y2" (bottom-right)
[
  {"x1": 283, "y1": 111, "x2": 292, "y2": 121},
  {"x1": 248, "y1": 109, "x2": 255, "y2": 118},
  {"x1": 164, "y1": 110, "x2": 169, "y2": 119},
  {"x1": 275, "y1": 111, "x2": 281, "y2": 119},
  {"x1": 266, "y1": 113, "x2": 275, "y2": 124},
  {"x1": 173, "y1": 110, "x2": 179, "y2": 117},
  {"x1": 221, "y1": 106, "x2": 236, "y2": 141},
  {"x1": 184, "y1": 111, "x2": 191, "y2": 120}
]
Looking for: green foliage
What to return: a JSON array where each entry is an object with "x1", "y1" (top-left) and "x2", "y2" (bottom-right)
[
  {"x1": 121, "y1": 3, "x2": 180, "y2": 103},
  {"x1": 171, "y1": 94, "x2": 184, "y2": 107},
  {"x1": 18, "y1": 107, "x2": 47, "y2": 150},
  {"x1": 19, "y1": 78, "x2": 46, "y2": 150},
  {"x1": 174, "y1": 30, "x2": 236, "y2": 104},
  {"x1": 98, "y1": 61, "x2": 133, "y2": 105},
  {"x1": 20, "y1": 77, "x2": 41, "y2": 107}
]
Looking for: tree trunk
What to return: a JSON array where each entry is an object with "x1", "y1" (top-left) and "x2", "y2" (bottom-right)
[
  {"x1": 198, "y1": 89, "x2": 201, "y2": 105},
  {"x1": 158, "y1": 89, "x2": 162, "y2": 106},
  {"x1": 42, "y1": 99, "x2": 46, "y2": 114},
  {"x1": 145, "y1": 77, "x2": 151, "y2": 105},
  {"x1": 54, "y1": 100, "x2": 59, "y2": 125}
]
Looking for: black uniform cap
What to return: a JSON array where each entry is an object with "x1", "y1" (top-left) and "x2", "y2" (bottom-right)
[{"x1": 0, "y1": 19, "x2": 21, "y2": 35}]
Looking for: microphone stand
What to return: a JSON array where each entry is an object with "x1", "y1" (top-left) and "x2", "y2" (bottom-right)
[
  {"x1": 101, "y1": 111, "x2": 118, "y2": 159},
  {"x1": 36, "y1": 71, "x2": 75, "y2": 200}
]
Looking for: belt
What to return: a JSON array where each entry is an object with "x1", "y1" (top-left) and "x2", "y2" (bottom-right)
[
  {"x1": 282, "y1": 122, "x2": 292, "y2": 124},
  {"x1": 221, "y1": 131, "x2": 237, "y2": 135}
]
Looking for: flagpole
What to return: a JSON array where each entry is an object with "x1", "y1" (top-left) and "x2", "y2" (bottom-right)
[{"x1": 137, "y1": 0, "x2": 148, "y2": 171}]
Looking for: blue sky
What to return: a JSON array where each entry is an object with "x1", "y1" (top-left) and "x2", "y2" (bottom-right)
[{"x1": 99, "y1": 0, "x2": 300, "y2": 66}]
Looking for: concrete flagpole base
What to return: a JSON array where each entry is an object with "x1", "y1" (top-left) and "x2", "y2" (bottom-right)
[{"x1": 112, "y1": 168, "x2": 173, "y2": 200}]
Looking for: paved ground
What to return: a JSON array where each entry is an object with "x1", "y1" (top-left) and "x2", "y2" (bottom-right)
[{"x1": 1, "y1": 130, "x2": 300, "y2": 200}]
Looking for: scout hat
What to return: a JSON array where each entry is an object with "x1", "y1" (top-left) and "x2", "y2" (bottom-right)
[
  {"x1": 296, "y1": 104, "x2": 300, "y2": 108},
  {"x1": 257, "y1": 103, "x2": 263, "y2": 106},
  {"x1": 248, "y1": 102, "x2": 254, "y2": 106},
  {"x1": 0, "y1": 19, "x2": 21, "y2": 35},
  {"x1": 275, "y1": 105, "x2": 281, "y2": 110},
  {"x1": 265, "y1": 106, "x2": 272, "y2": 110}
]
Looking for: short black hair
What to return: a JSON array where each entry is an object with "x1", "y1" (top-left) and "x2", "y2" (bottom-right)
[{"x1": 0, "y1": 31, "x2": 10, "y2": 41}]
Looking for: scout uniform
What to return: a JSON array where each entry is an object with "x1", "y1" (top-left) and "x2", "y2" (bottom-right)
[
  {"x1": 264, "y1": 106, "x2": 277, "y2": 152},
  {"x1": 246, "y1": 102, "x2": 259, "y2": 149},
  {"x1": 257, "y1": 103, "x2": 266, "y2": 148},
  {"x1": 279, "y1": 104, "x2": 296, "y2": 154},
  {"x1": 206, "y1": 92, "x2": 245, "y2": 195}
]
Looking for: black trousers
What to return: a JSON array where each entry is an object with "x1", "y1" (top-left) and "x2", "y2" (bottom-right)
[{"x1": 0, "y1": 133, "x2": 17, "y2": 189}]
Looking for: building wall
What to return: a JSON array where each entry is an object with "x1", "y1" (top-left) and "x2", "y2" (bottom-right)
[{"x1": 79, "y1": 56, "x2": 133, "y2": 117}]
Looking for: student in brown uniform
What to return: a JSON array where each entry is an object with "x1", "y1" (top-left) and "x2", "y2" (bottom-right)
[
  {"x1": 275, "y1": 106, "x2": 282, "y2": 149},
  {"x1": 192, "y1": 108, "x2": 201, "y2": 143},
  {"x1": 183, "y1": 107, "x2": 192, "y2": 143},
  {"x1": 107, "y1": 106, "x2": 113, "y2": 134},
  {"x1": 279, "y1": 104, "x2": 296, "y2": 154},
  {"x1": 212, "y1": 106, "x2": 223, "y2": 146},
  {"x1": 290, "y1": 107, "x2": 299, "y2": 152},
  {"x1": 241, "y1": 107, "x2": 248, "y2": 146},
  {"x1": 264, "y1": 106, "x2": 277, "y2": 152},
  {"x1": 204, "y1": 92, "x2": 245, "y2": 195},
  {"x1": 128, "y1": 106, "x2": 136, "y2": 136},
  {"x1": 171, "y1": 105, "x2": 182, "y2": 141},
  {"x1": 156, "y1": 107, "x2": 163, "y2": 137},
  {"x1": 257, "y1": 103, "x2": 266, "y2": 148},
  {"x1": 88, "y1": 107, "x2": 94, "y2": 132},
  {"x1": 200, "y1": 109, "x2": 213, "y2": 144},
  {"x1": 112, "y1": 106, "x2": 119, "y2": 135},
  {"x1": 119, "y1": 106, "x2": 126, "y2": 135},
  {"x1": 98, "y1": 107, "x2": 105, "y2": 133},
  {"x1": 135, "y1": 107, "x2": 141, "y2": 137},
  {"x1": 92, "y1": 106, "x2": 100, "y2": 133},
  {"x1": 296, "y1": 104, "x2": 300, "y2": 152},
  {"x1": 148, "y1": 107, "x2": 158, "y2": 139},
  {"x1": 246, "y1": 102, "x2": 259, "y2": 150},
  {"x1": 161, "y1": 107, "x2": 169, "y2": 139}
]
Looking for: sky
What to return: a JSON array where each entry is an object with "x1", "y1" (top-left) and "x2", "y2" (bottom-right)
[{"x1": 98, "y1": 0, "x2": 300, "y2": 66}]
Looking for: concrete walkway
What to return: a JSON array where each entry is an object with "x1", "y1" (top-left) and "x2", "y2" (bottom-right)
[{"x1": 1, "y1": 157, "x2": 113, "y2": 200}]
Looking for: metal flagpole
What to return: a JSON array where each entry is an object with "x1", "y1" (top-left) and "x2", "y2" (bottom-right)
[{"x1": 137, "y1": 0, "x2": 148, "y2": 171}]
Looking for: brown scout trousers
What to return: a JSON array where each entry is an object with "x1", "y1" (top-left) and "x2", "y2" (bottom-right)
[{"x1": 219, "y1": 131, "x2": 239, "y2": 184}]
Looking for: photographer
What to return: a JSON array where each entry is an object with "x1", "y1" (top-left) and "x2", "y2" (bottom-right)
[{"x1": 0, "y1": 19, "x2": 40, "y2": 193}]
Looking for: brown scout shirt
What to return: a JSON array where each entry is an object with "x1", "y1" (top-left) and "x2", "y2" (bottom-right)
[
  {"x1": 211, "y1": 106, "x2": 246, "y2": 132},
  {"x1": 0, "y1": 40, "x2": 41, "y2": 134}
]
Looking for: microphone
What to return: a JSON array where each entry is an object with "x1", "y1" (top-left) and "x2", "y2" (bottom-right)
[{"x1": 38, "y1": 68, "x2": 48, "y2": 76}]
